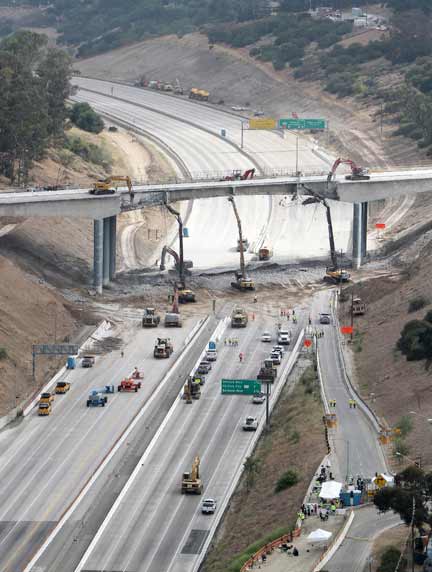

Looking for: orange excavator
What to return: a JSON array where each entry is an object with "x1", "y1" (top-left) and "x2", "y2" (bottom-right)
[{"x1": 327, "y1": 159, "x2": 370, "y2": 183}]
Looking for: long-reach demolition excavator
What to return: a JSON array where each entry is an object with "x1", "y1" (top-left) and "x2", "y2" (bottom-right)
[
  {"x1": 228, "y1": 196, "x2": 255, "y2": 291},
  {"x1": 90, "y1": 175, "x2": 134, "y2": 197},
  {"x1": 162, "y1": 203, "x2": 196, "y2": 303},
  {"x1": 300, "y1": 156, "x2": 371, "y2": 283}
]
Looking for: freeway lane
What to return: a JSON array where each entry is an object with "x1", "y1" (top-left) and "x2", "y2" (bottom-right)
[
  {"x1": 0, "y1": 319, "x2": 200, "y2": 572},
  {"x1": 74, "y1": 79, "x2": 355, "y2": 268},
  {"x1": 78, "y1": 306, "x2": 305, "y2": 572},
  {"x1": 310, "y1": 290, "x2": 386, "y2": 480}
]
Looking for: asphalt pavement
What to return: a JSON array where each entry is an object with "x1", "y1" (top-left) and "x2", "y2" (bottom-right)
[{"x1": 0, "y1": 318, "x2": 200, "y2": 572}]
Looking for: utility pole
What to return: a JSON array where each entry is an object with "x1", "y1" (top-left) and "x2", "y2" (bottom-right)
[
  {"x1": 350, "y1": 290, "x2": 354, "y2": 343},
  {"x1": 241, "y1": 121, "x2": 244, "y2": 149},
  {"x1": 295, "y1": 134, "x2": 299, "y2": 175},
  {"x1": 265, "y1": 382, "x2": 270, "y2": 428}
]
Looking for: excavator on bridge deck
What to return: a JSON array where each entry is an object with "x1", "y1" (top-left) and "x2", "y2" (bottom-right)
[
  {"x1": 327, "y1": 158, "x2": 370, "y2": 183},
  {"x1": 162, "y1": 203, "x2": 196, "y2": 303},
  {"x1": 90, "y1": 175, "x2": 134, "y2": 198},
  {"x1": 228, "y1": 196, "x2": 255, "y2": 291},
  {"x1": 223, "y1": 168, "x2": 255, "y2": 182}
]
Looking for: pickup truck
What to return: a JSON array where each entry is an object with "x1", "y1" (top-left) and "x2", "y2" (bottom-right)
[
  {"x1": 55, "y1": 381, "x2": 70, "y2": 394},
  {"x1": 242, "y1": 416, "x2": 258, "y2": 431},
  {"x1": 86, "y1": 393, "x2": 107, "y2": 407},
  {"x1": 197, "y1": 361, "x2": 212, "y2": 374},
  {"x1": 277, "y1": 330, "x2": 291, "y2": 345},
  {"x1": 81, "y1": 355, "x2": 96, "y2": 368},
  {"x1": 38, "y1": 402, "x2": 52, "y2": 416},
  {"x1": 39, "y1": 392, "x2": 54, "y2": 404}
]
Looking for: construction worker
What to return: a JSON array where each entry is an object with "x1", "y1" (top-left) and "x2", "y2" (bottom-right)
[
  {"x1": 353, "y1": 400, "x2": 357, "y2": 409},
  {"x1": 120, "y1": 350, "x2": 124, "y2": 358},
  {"x1": 308, "y1": 316, "x2": 312, "y2": 325},
  {"x1": 293, "y1": 315, "x2": 297, "y2": 324},
  {"x1": 239, "y1": 352, "x2": 244, "y2": 363},
  {"x1": 349, "y1": 399, "x2": 353, "y2": 409},
  {"x1": 254, "y1": 295, "x2": 258, "y2": 303}
]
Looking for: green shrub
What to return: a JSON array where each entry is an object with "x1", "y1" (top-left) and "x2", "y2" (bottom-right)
[
  {"x1": 393, "y1": 437, "x2": 410, "y2": 458},
  {"x1": 377, "y1": 546, "x2": 405, "y2": 572},
  {"x1": 0, "y1": 347, "x2": 7, "y2": 360},
  {"x1": 408, "y1": 296, "x2": 428, "y2": 312},
  {"x1": 249, "y1": 46, "x2": 260, "y2": 57},
  {"x1": 396, "y1": 415, "x2": 413, "y2": 437},
  {"x1": 397, "y1": 319, "x2": 432, "y2": 361},
  {"x1": 69, "y1": 102, "x2": 104, "y2": 134},
  {"x1": 64, "y1": 135, "x2": 112, "y2": 170},
  {"x1": 275, "y1": 469, "x2": 299, "y2": 492}
]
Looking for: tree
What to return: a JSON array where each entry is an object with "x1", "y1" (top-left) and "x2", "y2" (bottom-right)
[{"x1": 69, "y1": 102, "x2": 104, "y2": 134}]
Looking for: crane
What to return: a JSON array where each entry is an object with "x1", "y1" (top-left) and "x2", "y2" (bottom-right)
[
  {"x1": 90, "y1": 175, "x2": 134, "y2": 197},
  {"x1": 227, "y1": 196, "x2": 255, "y2": 291},
  {"x1": 302, "y1": 192, "x2": 350, "y2": 283},
  {"x1": 164, "y1": 203, "x2": 196, "y2": 303},
  {"x1": 327, "y1": 158, "x2": 370, "y2": 184}
]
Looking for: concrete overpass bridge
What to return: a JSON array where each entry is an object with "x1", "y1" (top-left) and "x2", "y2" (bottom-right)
[{"x1": 1, "y1": 167, "x2": 431, "y2": 292}]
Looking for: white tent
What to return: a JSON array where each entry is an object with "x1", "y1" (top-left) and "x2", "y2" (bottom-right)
[
  {"x1": 319, "y1": 481, "x2": 342, "y2": 500},
  {"x1": 307, "y1": 529, "x2": 333, "y2": 544}
]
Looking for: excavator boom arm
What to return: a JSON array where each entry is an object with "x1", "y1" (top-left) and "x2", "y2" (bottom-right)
[
  {"x1": 164, "y1": 203, "x2": 185, "y2": 289},
  {"x1": 228, "y1": 196, "x2": 246, "y2": 279}
]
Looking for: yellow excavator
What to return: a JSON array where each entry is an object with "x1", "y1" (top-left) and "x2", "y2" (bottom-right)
[
  {"x1": 90, "y1": 175, "x2": 133, "y2": 197},
  {"x1": 181, "y1": 456, "x2": 203, "y2": 494},
  {"x1": 228, "y1": 196, "x2": 255, "y2": 291}
]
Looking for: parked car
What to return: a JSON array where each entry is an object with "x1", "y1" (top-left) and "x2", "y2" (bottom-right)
[
  {"x1": 39, "y1": 392, "x2": 54, "y2": 404},
  {"x1": 55, "y1": 381, "x2": 70, "y2": 394},
  {"x1": 261, "y1": 331, "x2": 272, "y2": 342},
  {"x1": 319, "y1": 313, "x2": 331, "y2": 325},
  {"x1": 272, "y1": 345, "x2": 284, "y2": 356},
  {"x1": 201, "y1": 498, "x2": 217, "y2": 514},
  {"x1": 197, "y1": 361, "x2": 212, "y2": 374},
  {"x1": 206, "y1": 350, "x2": 217, "y2": 362},
  {"x1": 243, "y1": 416, "x2": 258, "y2": 431},
  {"x1": 269, "y1": 352, "x2": 281, "y2": 365}
]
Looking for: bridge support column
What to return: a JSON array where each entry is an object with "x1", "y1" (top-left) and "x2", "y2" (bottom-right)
[
  {"x1": 361, "y1": 202, "x2": 368, "y2": 260},
  {"x1": 352, "y1": 203, "x2": 362, "y2": 270},
  {"x1": 93, "y1": 219, "x2": 103, "y2": 294},
  {"x1": 103, "y1": 217, "x2": 111, "y2": 286},
  {"x1": 109, "y1": 215, "x2": 117, "y2": 281}
]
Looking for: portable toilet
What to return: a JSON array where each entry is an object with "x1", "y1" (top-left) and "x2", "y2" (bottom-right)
[
  {"x1": 183, "y1": 227, "x2": 189, "y2": 238},
  {"x1": 67, "y1": 356, "x2": 76, "y2": 369},
  {"x1": 221, "y1": 128, "x2": 226, "y2": 137}
]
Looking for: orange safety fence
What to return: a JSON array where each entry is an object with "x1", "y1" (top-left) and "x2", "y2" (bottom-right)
[{"x1": 240, "y1": 529, "x2": 302, "y2": 571}]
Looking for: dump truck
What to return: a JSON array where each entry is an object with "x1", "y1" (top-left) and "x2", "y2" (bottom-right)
[
  {"x1": 55, "y1": 381, "x2": 70, "y2": 394},
  {"x1": 86, "y1": 392, "x2": 107, "y2": 407},
  {"x1": 142, "y1": 308, "x2": 161, "y2": 328},
  {"x1": 181, "y1": 456, "x2": 203, "y2": 494},
  {"x1": 178, "y1": 288, "x2": 196, "y2": 303},
  {"x1": 118, "y1": 378, "x2": 141, "y2": 392},
  {"x1": 38, "y1": 402, "x2": 52, "y2": 416},
  {"x1": 154, "y1": 338, "x2": 174, "y2": 358},
  {"x1": 165, "y1": 312, "x2": 182, "y2": 327},
  {"x1": 231, "y1": 307, "x2": 248, "y2": 328},
  {"x1": 257, "y1": 359, "x2": 277, "y2": 383},
  {"x1": 39, "y1": 392, "x2": 54, "y2": 404},
  {"x1": 183, "y1": 376, "x2": 201, "y2": 402},
  {"x1": 352, "y1": 297, "x2": 366, "y2": 316},
  {"x1": 81, "y1": 355, "x2": 95, "y2": 368},
  {"x1": 189, "y1": 88, "x2": 209, "y2": 101},
  {"x1": 258, "y1": 246, "x2": 272, "y2": 261}
]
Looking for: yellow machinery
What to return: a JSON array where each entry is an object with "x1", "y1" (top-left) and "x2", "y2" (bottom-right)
[
  {"x1": 90, "y1": 175, "x2": 133, "y2": 197},
  {"x1": 231, "y1": 307, "x2": 248, "y2": 328},
  {"x1": 38, "y1": 402, "x2": 52, "y2": 416},
  {"x1": 189, "y1": 88, "x2": 209, "y2": 101},
  {"x1": 228, "y1": 196, "x2": 255, "y2": 291},
  {"x1": 181, "y1": 456, "x2": 203, "y2": 494}
]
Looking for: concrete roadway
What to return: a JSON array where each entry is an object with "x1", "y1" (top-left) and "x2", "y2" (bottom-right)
[
  {"x1": 310, "y1": 290, "x2": 387, "y2": 481},
  {"x1": 77, "y1": 305, "x2": 305, "y2": 572},
  {"x1": 0, "y1": 319, "x2": 199, "y2": 572},
  {"x1": 73, "y1": 78, "x2": 354, "y2": 268}
]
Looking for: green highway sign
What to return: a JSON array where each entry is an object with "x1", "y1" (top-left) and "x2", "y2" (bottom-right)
[
  {"x1": 221, "y1": 379, "x2": 261, "y2": 395},
  {"x1": 279, "y1": 118, "x2": 326, "y2": 130}
]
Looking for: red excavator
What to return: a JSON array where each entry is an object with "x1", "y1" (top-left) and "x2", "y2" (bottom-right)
[
  {"x1": 222, "y1": 168, "x2": 255, "y2": 181},
  {"x1": 327, "y1": 158, "x2": 370, "y2": 183}
]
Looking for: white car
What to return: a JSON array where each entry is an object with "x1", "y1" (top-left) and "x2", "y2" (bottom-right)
[
  {"x1": 206, "y1": 350, "x2": 218, "y2": 361},
  {"x1": 252, "y1": 392, "x2": 266, "y2": 404},
  {"x1": 269, "y1": 352, "x2": 281, "y2": 365},
  {"x1": 202, "y1": 498, "x2": 217, "y2": 514},
  {"x1": 261, "y1": 332, "x2": 272, "y2": 342},
  {"x1": 243, "y1": 416, "x2": 259, "y2": 431},
  {"x1": 272, "y1": 345, "x2": 284, "y2": 356}
]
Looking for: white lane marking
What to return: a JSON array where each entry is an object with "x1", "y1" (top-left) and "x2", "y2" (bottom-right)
[{"x1": 23, "y1": 316, "x2": 209, "y2": 572}]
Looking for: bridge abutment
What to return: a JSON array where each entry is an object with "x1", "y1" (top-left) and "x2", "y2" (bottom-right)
[{"x1": 93, "y1": 215, "x2": 117, "y2": 292}]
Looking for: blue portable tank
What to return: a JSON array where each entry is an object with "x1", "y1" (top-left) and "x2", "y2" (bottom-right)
[
  {"x1": 208, "y1": 341, "x2": 216, "y2": 350},
  {"x1": 183, "y1": 227, "x2": 189, "y2": 238},
  {"x1": 67, "y1": 356, "x2": 76, "y2": 369},
  {"x1": 221, "y1": 129, "x2": 226, "y2": 137}
]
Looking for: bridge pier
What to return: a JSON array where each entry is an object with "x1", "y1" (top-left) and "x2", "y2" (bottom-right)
[
  {"x1": 93, "y1": 215, "x2": 117, "y2": 292},
  {"x1": 352, "y1": 202, "x2": 368, "y2": 270}
]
